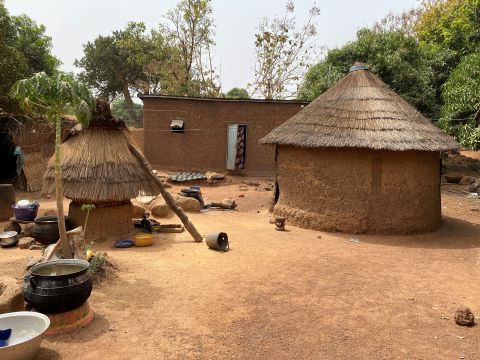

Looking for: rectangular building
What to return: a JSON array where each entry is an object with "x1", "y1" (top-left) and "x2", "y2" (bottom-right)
[{"x1": 140, "y1": 95, "x2": 308, "y2": 175}]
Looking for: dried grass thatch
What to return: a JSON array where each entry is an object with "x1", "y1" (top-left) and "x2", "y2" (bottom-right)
[
  {"x1": 260, "y1": 64, "x2": 459, "y2": 151},
  {"x1": 43, "y1": 100, "x2": 161, "y2": 203}
]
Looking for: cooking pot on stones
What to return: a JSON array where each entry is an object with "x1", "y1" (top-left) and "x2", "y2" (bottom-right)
[
  {"x1": 24, "y1": 259, "x2": 92, "y2": 314},
  {"x1": 30, "y1": 216, "x2": 72, "y2": 245}
]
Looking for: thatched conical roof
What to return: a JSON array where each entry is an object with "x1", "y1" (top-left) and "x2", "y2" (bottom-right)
[
  {"x1": 260, "y1": 64, "x2": 458, "y2": 151},
  {"x1": 43, "y1": 99, "x2": 161, "y2": 203}
]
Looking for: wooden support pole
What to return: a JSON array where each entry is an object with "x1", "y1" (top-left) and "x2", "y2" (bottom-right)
[{"x1": 127, "y1": 142, "x2": 203, "y2": 243}]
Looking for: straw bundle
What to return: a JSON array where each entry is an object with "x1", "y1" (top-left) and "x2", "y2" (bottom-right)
[
  {"x1": 260, "y1": 64, "x2": 458, "y2": 151},
  {"x1": 43, "y1": 100, "x2": 161, "y2": 203}
]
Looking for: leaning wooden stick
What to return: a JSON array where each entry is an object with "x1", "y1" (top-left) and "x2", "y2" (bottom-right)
[{"x1": 128, "y1": 143, "x2": 203, "y2": 242}]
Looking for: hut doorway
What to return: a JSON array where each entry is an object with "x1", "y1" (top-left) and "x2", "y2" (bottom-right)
[
  {"x1": 0, "y1": 131, "x2": 17, "y2": 183},
  {"x1": 226, "y1": 124, "x2": 247, "y2": 170}
]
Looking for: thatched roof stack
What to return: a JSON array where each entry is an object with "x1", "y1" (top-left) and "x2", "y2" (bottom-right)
[
  {"x1": 260, "y1": 63, "x2": 458, "y2": 151},
  {"x1": 43, "y1": 99, "x2": 161, "y2": 203}
]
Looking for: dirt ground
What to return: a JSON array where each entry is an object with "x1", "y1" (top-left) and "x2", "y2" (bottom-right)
[{"x1": 1, "y1": 171, "x2": 479, "y2": 360}]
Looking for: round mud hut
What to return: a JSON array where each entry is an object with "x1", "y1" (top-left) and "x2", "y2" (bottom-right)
[
  {"x1": 43, "y1": 100, "x2": 161, "y2": 241},
  {"x1": 260, "y1": 64, "x2": 459, "y2": 234}
]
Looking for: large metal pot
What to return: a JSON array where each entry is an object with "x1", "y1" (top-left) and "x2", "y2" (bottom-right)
[
  {"x1": 30, "y1": 216, "x2": 72, "y2": 245},
  {"x1": 24, "y1": 259, "x2": 92, "y2": 314}
]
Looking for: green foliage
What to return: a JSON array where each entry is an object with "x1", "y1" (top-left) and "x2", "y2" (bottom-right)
[
  {"x1": 88, "y1": 254, "x2": 107, "y2": 273},
  {"x1": 9, "y1": 71, "x2": 94, "y2": 259},
  {"x1": 439, "y1": 119, "x2": 480, "y2": 150},
  {"x1": 439, "y1": 52, "x2": 480, "y2": 149},
  {"x1": 75, "y1": 22, "x2": 148, "y2": 99},
  {"x1": 111, "y1": 97, "x2": 143, "y2": 126},
  {"x1": 0, "y1": 1, "x2": 59, "y2": 113},
  {"x1": 76, "y1": 1, "x2": 219, "y2": 101},
  {"x1": 10, "y1": 72, "x2": 95, "y2": 126},
  {"x1": 298, "y1": 29, "x2": 438, "y2": 116},
  {"x1": 297, "y1": 60, "x2": 342, "y2": 101},
  {"x1": 223, "y1": 87, "x2": 249, "y2": 99},
  {"x1": 415, "y1": 0, "x2": 480, "y2": 65},
  {"x1": 80, "y1": 204, "x2": 96, "y2": 212},
  {"x1": 441, "y1": 52, "x2": 480, "y2": 121}
]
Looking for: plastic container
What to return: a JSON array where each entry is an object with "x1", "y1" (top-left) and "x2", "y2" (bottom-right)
[
  {"x1": 12, "y1": 204, "x2": 39, "y2": 222},
  {"x1": 134, "y1": 233, "x2": 153, "y2": 247},
  {"x1": 205, "y1": 232, "x2": 229, "y2": 252}
]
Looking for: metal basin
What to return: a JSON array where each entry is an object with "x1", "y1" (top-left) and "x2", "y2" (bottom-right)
[{"x1": 0, "y1": 311, "x2": 50, "y2": 360}]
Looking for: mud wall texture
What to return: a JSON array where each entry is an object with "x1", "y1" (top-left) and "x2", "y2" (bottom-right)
[
  {"x1": 69, "y1": 202, "x2": 133, "y2": 242},
  {"x1": 274, "y1": 146, "x2": 441, "y2": 234},
  {"x1": 142, "y1": 96, "x2": 307, "y2": 175}
]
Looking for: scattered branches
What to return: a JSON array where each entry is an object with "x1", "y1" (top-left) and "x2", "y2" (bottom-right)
[{"x1": 250, "y1": 1, "x2": 320, "y2": 99}]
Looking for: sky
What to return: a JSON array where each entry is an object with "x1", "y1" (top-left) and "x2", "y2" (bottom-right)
[{"x1": 5, "y1": 0, "x2": 419, "y2": 93}]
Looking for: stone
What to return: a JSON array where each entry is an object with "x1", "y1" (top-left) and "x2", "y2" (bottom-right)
[
  {"x1": 25, "y1": 256, "x2": 42, "y2": 270},
  {"x1": 175, "y1": 196, "x2": 201, "y2": 212},
  {"x1": 3, "y1": 221, "x2": 21, "y2": 233},
  {"x1": 459, "y1": 176, "x2": 475, "y2": 185},
  {"x1": 24, "y1": 223, "x2": 35, "y2": 237},
  {"x1": 0, "y1": 276, "x2": 24, "y2": 314},
  {"x1": 445, "y1": 173, "x2": 463, "y2": 183},
  {"x1": 132, "y1": 202, "x2": 146, "y2": 218},
  {"x1": 29, "y1": 244, "x2": 44, "y2": 250},
  {"x1": 151, "y1": 204, "x2": 170, "y2": 218},
  {"x1": 455, "y1": 307, "x2": 475, "y2": 326},
  {"x1": 222, "y1": 199, "x2": 237, "y2": 209},
  {"x1": 19, "y1": 237, "x2": 35, "y2": 249},
  {"x1": 468, "y1": 181, "x2": 480, "y2": 193}
]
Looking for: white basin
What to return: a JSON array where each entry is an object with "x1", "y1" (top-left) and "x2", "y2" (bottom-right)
[{"x1": 0, "y1": 311, "x2": 50, "y2": 360}]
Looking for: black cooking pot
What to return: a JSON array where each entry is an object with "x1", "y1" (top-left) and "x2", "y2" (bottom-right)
[
  {"x1": 30, "y1": 216, "x2": 72, "y2": 245},
  {"x1": 24, "y1": 259, "x2": 92, "y2": 314}
]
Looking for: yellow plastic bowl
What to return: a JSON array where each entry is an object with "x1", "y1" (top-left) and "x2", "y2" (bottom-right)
[{"x1": 134, "y1": 233, "x2": 154, "y2": 247}]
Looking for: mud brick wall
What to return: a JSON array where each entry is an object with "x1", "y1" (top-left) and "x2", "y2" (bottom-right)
[{"x1": 141, "y1": 96, "x2": 308, "y2": 175}]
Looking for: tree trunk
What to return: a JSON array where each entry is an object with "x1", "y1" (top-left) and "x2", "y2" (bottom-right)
[
  {"x1": 122, "y1": 85, "x2": 140, "y2": 128},
  {"x1": 54, "y1": 116, "x2": 72, "y2": 258}
]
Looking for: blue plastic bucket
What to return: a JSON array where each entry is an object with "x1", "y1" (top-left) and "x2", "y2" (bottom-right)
[{"x1": 12, "y1": 204, "x2": 39, "y2": 221}]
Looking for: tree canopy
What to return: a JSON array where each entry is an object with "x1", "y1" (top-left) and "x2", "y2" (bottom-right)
[
  {"x1": 0, "y1": 1, "x2": 60, "y2": 113},
  {"x1": 299, "y1": 29, "x2": 437, "y2": 117},
  {"x1": 223, "y1": 88, "x2": 249, "y2": 99},
  {"x1": 297, "y1": 0, "x2": 480, "y2": 148},
  {"x1": 441, "y1": 53, "x2": 480, "y2": 122}
]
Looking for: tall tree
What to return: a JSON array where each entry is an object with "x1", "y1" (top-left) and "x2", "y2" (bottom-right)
[
  {"x1": 0, "y1": 1, "x2": 59, "y2": 113},
  {"x1": 250, "y1": 1, "x2": 320, "y2": 99},
  {"x1": 165, "y1": 0, "x2": 219, "y2": 96},
  {"x1": 76, "y1": 22, "x2": 187, "y2": 125},
  {"x1": 10, "y1": 73, "x2": 95, "y2": 258},
  {"x1": 75, "y1": 23, "x2": 149, "y2": 126}
]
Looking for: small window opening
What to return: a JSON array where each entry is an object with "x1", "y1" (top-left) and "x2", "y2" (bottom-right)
[{"x1": 170, "y1": 119, "x2": 184, "y2": 133}]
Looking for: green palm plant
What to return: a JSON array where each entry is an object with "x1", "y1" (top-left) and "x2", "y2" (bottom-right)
[{"x1": 10, "y1": 72, "x2": 95, "y2": 258}]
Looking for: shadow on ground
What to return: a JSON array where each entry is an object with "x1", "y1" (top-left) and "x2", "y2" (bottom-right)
[{"x1": 339, "y1": 216, "x2": 480, "y2": 250}]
